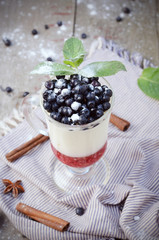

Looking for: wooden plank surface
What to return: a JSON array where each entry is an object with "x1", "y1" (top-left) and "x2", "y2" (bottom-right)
[{"x1": 0, "y1": 0, "x2": 159, "y2": 239}]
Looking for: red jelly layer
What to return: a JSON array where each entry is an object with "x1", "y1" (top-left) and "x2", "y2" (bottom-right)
[{"x1": 51, "y1": 142, "x2": 107, "y2": 168}]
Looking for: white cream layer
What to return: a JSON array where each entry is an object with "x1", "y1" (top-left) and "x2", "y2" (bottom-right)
[{"x1": 47, "y1": 116, "x2": 110, "y2": 157}]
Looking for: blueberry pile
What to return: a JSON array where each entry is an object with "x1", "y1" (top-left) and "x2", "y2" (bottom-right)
[{"x1": 43, "y1": 74, "x2": 112, "y2": 125}]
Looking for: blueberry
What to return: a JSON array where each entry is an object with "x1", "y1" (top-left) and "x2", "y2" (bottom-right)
[
  {"x1": 102, "y1": 85, "x2": 108, "y2": 91},
  {"x1": 46, "y1": 57, "x2": 54, "y2": 61},
  {"x1": 90, "y1": 108, "x2": 96, "y2": 116},
  {"x1": 87, "y1": 100, "x2": 95, "y2": 109},
  {"x1": 50, "y1": 112, "x2": 62, "y2": 122},
  {"x1": 97, "y1": 104, "x2": 103, "y2": 110},
  {"x1": 3, "y1": 38, "x2": 12, "y2": 46},
  {"x1": 86, "y1": 92, "x2": 95, "y2": 101},
  {"x1": 81, "y1": 77, "x2": 89, "y2": 84},
  {"x1": 58, "y1": 106, "x2": 64, "y2": 115},
  {"x1": 81, "y1": 33, "x2": 87, "y2": 39},
  {"x1": 79, "y1": 115, "x2": 87, "y2": 125},
  {"x1": 61, "y1": 116, "x2": 71, "y2": 124},
  {"x1": 122, "y1": 7, "x2": 131, "y2": 14},
  {"x1": 102, "y1": 93, "x2": 110, "y2": 102},
  {"x1": 22, "y1": 91, "x2": 29, "y2": 97},
  {"x1": 52, "y1": 102, "x2": 59, "y2": 111},
  {"x1": 67, "y1": 83, "x2": 71, "y2": 90},
  {"x1": 57, "y1": 21, "x2": 63, "y2": 27},
  {"x1": 43, "y1": 90, "x2": 52, "y2": 100},
  {"x1": 105, "y1": 88, "x2": 112, "y2": 97},
  {"x1": 62, "y1": 106, "x2": 72, "y2": 117},
  {"x1": 74, "y1": 93, "x2": 83, "y2": 102},
  {"x1": 94, "y1": 88, "x2": 101, "y2": 96},
  {"x1": 73, "y1": 85, "x2": 81, "y2": 93},
  {"x1": 116, "y1": 16, "x2": 123, "y2": 22},
  {"x1": 88, "y1": 116, "x2": 95, "y2": 123},
  {"x1": 103, "y1": 102, "x2": 111, "y2": 111},
  {"x1": 65, "y1": 98, "x2": 74, "y2": 106},
  {"x1": 88, "y1": 84, "x2": 94, "y2": 91},
  {"x1": 47, "y1": 92, "x2": 56, "y2": 102},
  {"x1": 44, "y1": 24, "x2": 49, "y2": 29},
  {"x1": 56, "y1": 95, "x2": 65, "y2": 105},
  {"x1": 70, "y1": 74, "x2": 80, "y2": 81},
  {"x1": 45, "y1": 80, "x2": 54, "y2": 90},
  {"x1": 71, "y1": 79, "x2": 81, "y2": 87},
  {"x1": 5, "y1": 86, "x2": 13, "y2": 93},
  {"x1": 56, "y1": 75, "x2": 65, "y2": 79},
  {"x1": 80, "y1": 108, "x2": 90, "y2": 118},
  {"x1": 79, "y1": 84, "x2": 88, "y2": 94},
  {"x1": 96, "y1": 109, "x2": 104, "y2": 118},
  {"x1": 32, "y1": 29, "x2": 38, "y2": 35},
  {"x1": 94, "y1": 96, "x2": 100, "y2": 104},
  {"x1": 92, "y1": 80, "x2": 101, "y2": 87},
  {"x1": 43, "y1": 101, "x2": 52, "y2": 112},
  {"x1": 75, "y1": 207, "x2": 85, "y2": 216}
]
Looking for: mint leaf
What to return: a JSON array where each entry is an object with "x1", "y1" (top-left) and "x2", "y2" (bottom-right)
[
  {"x1": 63, "y1": 37, "x2": 86, "y2": 61},
  {"x1": 31, "y1": 62, "x2": 76, "y2": 76},
  {"x1": 64, "y1": 58, "x2": 83, "y2": 68},
  {"x1": 78, "y1": 61, "x2": 126, "y2": 77},
  {"x1": 137, "y1": 67, "x2": 159, "y2": 100}
]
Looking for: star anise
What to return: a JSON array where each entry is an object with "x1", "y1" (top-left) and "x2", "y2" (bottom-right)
[{"x1": 2, "y1": 179, "x2": 25, "y2": 198}]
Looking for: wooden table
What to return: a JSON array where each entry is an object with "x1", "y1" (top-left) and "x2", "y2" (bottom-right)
[{"x1": 0, "y1": 0, "x2": 158, "y2": 239}]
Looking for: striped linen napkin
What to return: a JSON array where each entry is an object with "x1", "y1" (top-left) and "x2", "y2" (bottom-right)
[{"x1": 0, "y1": 41, "x2": 159, "y2": 240}]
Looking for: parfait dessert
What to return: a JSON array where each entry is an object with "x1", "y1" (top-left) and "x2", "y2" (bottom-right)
[
  {"x1": 32, "y1": 37, "x2": 126, "y2": 190},
  {"x1": 42, "y1": 74, "x2": 112, "y2": 171}
]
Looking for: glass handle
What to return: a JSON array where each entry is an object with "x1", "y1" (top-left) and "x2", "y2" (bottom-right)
[{"x1": 21, "y1": 93, "x2": 48, "y2": 136}]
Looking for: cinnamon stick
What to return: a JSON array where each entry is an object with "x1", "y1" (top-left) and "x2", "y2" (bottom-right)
[
  {"x1": 110, "y1": 113, "x2": 130, "y2": 131},
  {"x1": 16, "y1": 203, "x2": 70, "y2": 232},
  {"x1": 6, "y1": 134, "x2": 49, "y2": 162}
]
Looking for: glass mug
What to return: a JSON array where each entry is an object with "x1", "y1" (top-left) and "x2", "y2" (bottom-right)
[{"x1": 22, "y1": 77, "x2": 114, "y2": 193}]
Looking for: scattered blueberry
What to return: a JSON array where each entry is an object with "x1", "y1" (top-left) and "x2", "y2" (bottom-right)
[
  {"x1": 3, "y1": 38, "x2": 12, "y2": 47},
  {"x1": 22, "y1": 91, "x2": 29, "y2": 97},
  {"x1": 44, "y1": 24, "x2": 49, "y2": 29},
  {"x1": 46, "y1": 57, "x2": 54, "y2": 62},
  {"x1": 5, "y1": 86, "x2": 13, "y2": 93},
  {"x1": 75, "y1": 207, "x2": 85, "y2": 216},
  {"x1": 122, "y1": 7, "x2": 131, "y2": 14},
  {"x1": 116, "y1": 16, "x2": 123, "y2": 22},
  {"x1": 31, "y1": 29, "x2": 38, "y2": 35},
  {"x1": 57, "y1": 21, "x2": 63, "y2": 27},
  {"x1": 81, "y1": 33, "x2": 87, "y2": 39}
]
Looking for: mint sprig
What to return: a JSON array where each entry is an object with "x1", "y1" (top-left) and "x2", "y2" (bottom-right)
[
  {"x1": 137, "y1": 67, "x2": 159, "y2": 100},
  {"x1": 31, "y1": 37, "x2": 126, "y2": 77}
]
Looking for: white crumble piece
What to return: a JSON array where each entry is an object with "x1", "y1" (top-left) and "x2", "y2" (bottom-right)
[
  {"x1": 71, "y1": 101, "x2": 81, "y2": 111},
  {"x1": 55, "y1": 79, "x2": 65, "y2": 88},
  {"x1": 134, "y1": 216, "x2": 140, "y2": 221},
  {"x1": 71, "y1": 113, "x2": 80, "y2": 122},
  {"x1": 54, "y1": 88, "x2": 60, "y2": 94},
  {"x1": 61, "y1": 88, "x2": 70, "y2": 96}
]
